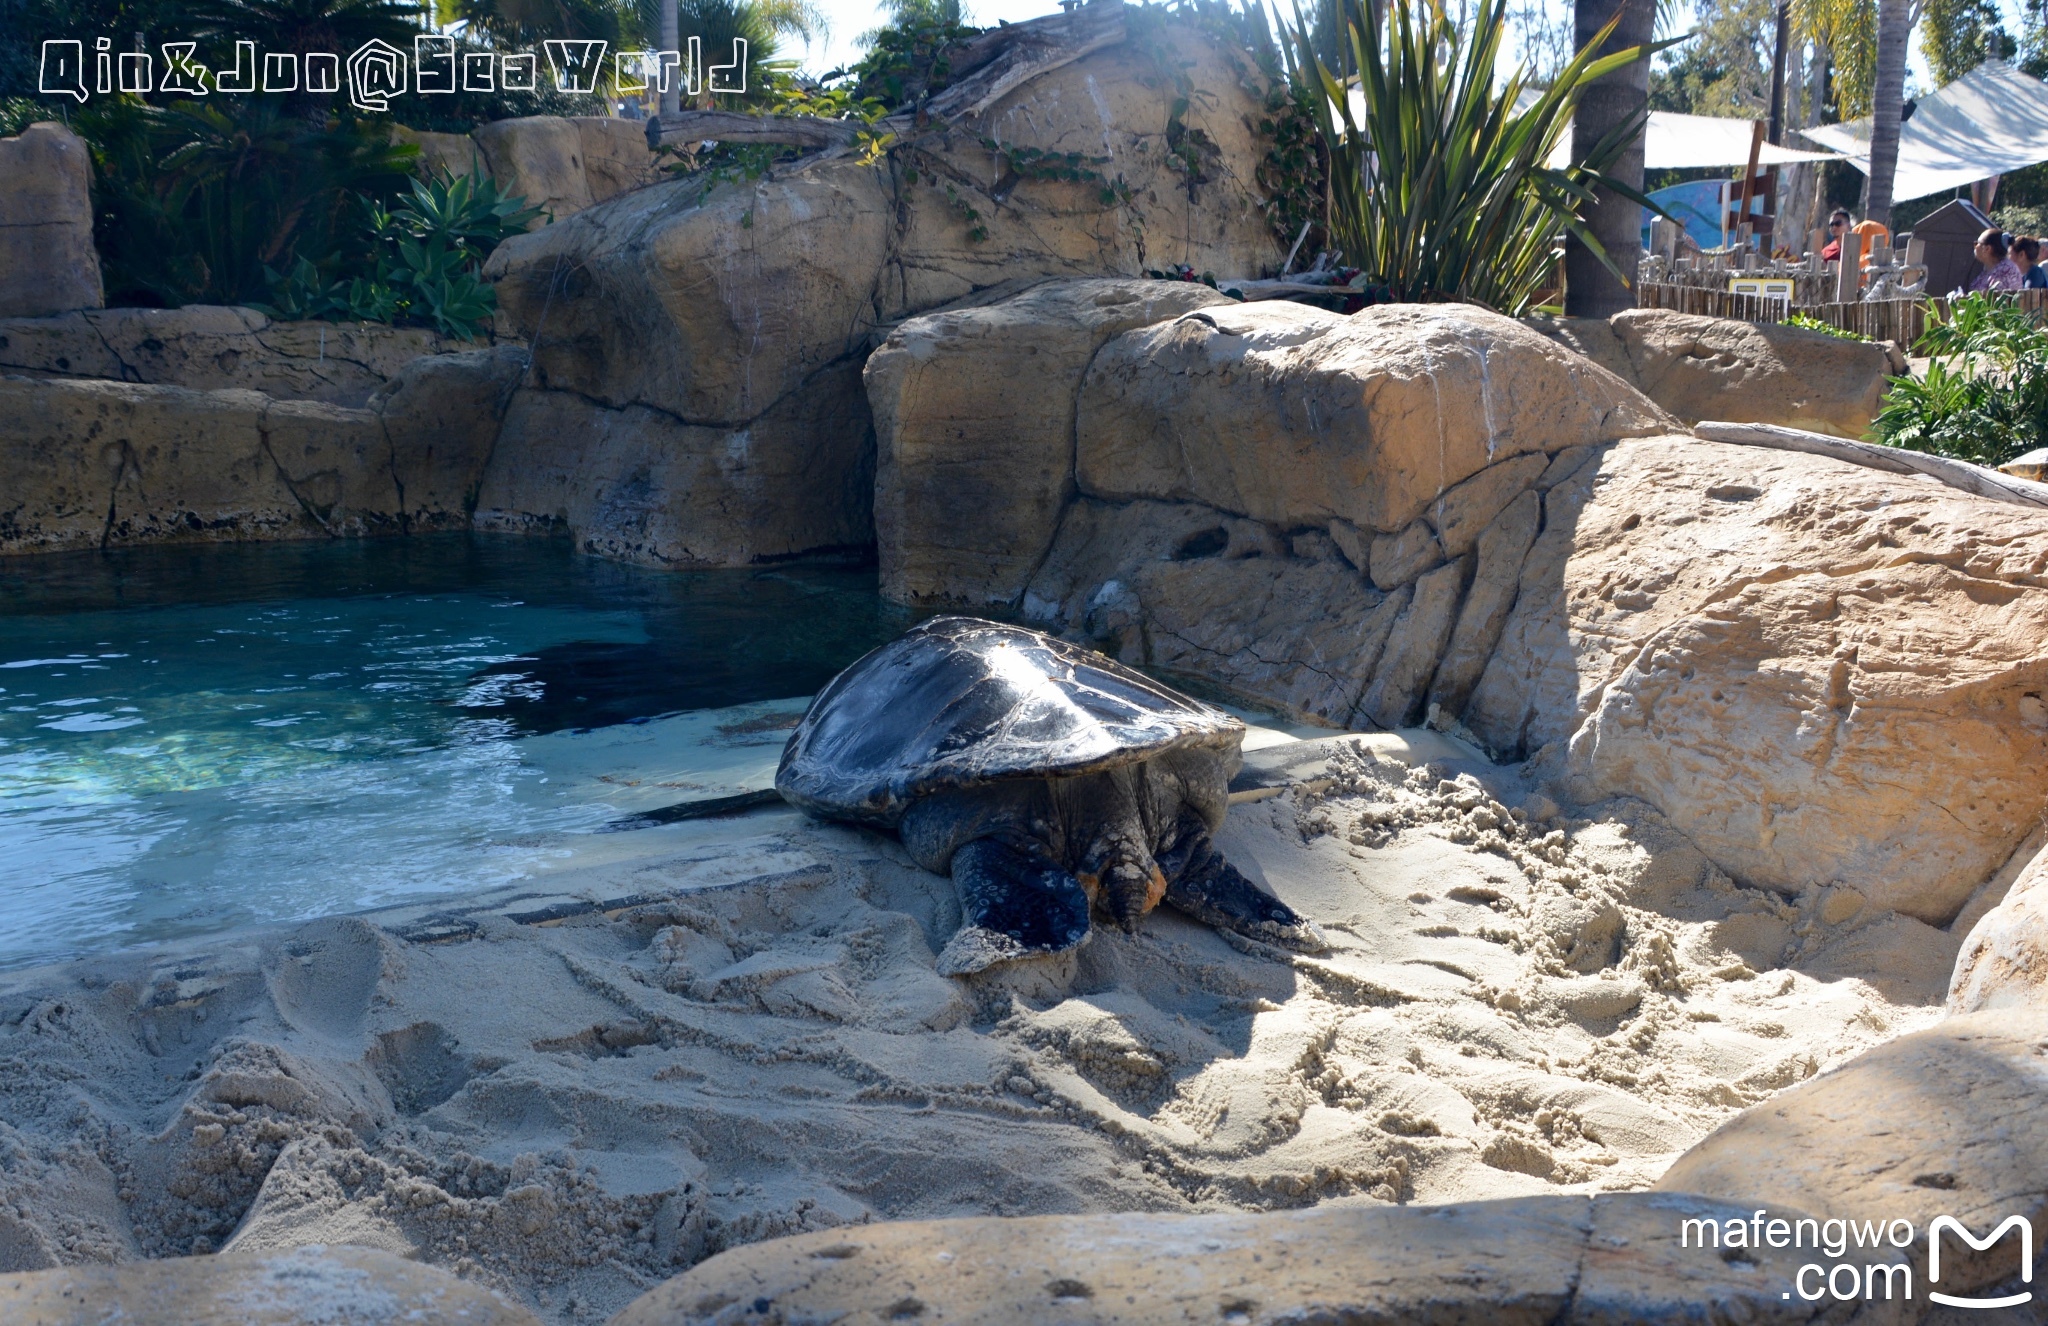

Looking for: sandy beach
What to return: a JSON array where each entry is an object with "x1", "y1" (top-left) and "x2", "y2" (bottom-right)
[{"x1": 0, "y1": 718, "x2": 1965, "y2": 1323}]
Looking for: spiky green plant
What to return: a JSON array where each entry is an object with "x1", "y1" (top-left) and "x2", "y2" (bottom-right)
[{"x1": 1287, "y1": 0, "x2": 1666, "y2": 314}]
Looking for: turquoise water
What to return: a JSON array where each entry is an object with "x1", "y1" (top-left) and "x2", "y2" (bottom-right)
[{"x1": 0, "y1": 537, "x2": 911, "y2": 969}]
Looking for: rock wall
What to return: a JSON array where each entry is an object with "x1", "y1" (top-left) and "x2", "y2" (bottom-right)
[
  {"x1": 0, "y1": 306, "x2": 478, "y2": 408},
  {"x1": 479, "y1": 8, "x2": 1284, "y2": 568},
  {"x1": 0, "y1": 348, "x2": 524, "y2": 554},
  {"x1": 869, "y1": 280, "x2": 2048, "y2": 924},
  {"x1": 0, "y1": 122, "x2": 104, "y2": 320},
  {"x1": 395, "y1": 117, "x2": 664, "y2": 225},
  {"x1": 1533, "y1": 307, "x2": 1895, "y2": 438}
]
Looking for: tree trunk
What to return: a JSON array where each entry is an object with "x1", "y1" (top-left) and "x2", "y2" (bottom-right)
[
  {"x1": 661, "y1": 0, "x2": 682, "y2": 116},
  {"x1": 1564, "y1": 0, "x2": 1655, "y2": 316},
  {"x1": 1866, "y1": 0, "x2": 1910, "y2": 226}
]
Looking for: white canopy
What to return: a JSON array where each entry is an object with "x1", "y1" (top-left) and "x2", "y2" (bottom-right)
[
  {"x1": 1495, "y1": 91, "x2": 1844, "y2": 169},
  {"x1": 1800, "y1": 59, "x2": 2048, "y2": 201},
  {"x1": 1645, "y1": 113, "x2": 1841, "y2": 168}
]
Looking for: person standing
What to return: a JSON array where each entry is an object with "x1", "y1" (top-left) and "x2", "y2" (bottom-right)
[{"x1": 1971, "y1": 228, "x2": 2024, "y2": 292}]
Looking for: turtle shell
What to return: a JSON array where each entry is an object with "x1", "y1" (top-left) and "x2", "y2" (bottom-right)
[{"x1": 776, "y1": 617, "x2": 1244, "y2": 828}]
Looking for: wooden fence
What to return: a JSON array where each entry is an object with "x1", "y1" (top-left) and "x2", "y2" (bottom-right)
[{"x1": 1637, "y1": 282, "x2": 2048, "y2": 350}]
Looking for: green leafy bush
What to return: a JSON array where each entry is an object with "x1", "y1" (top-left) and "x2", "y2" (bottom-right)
[
  {"x1": 258, "y1": 172, "x2": 541, "y2": 338},
  {"x1": 1781, "y1": 312, "x2": 1868, "y2": 340},
  {"x1": 1867, "y1": 293, "x2": 2048, "y2": 467},
  {"x1": 1285, "y1": 0, "x2": 1666, "y2": 314},
  {"x1": 77, "y1": 97, "x2": 416, "y2": 308}
]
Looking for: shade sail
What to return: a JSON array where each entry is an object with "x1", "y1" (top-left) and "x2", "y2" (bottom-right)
[
  {"x1": 1800, "y1": 60, "x2": 2048, "y2": 201},
  {"x1": 1646, "y1": 112, "x2": 1841, "y2": 168},
  {"x1": 1494, "y1": 91, "x2": 1845, "y2": 169}
]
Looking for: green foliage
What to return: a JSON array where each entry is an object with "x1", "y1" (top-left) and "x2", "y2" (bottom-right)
[
  {"x1": 258, "y1": 171, "x2": 540, "y2": 338},
  {"x1": 1868, "y1": 293, "x2": 2048, "y2": 467},
  {"x1": 1795, "y1": 0, "x2": 1875, "y2": 118},
  {"x1": 1993, "y1": 202, "x2": 2048, "y2": 237},
  {"x1": 847, "y1": 6, "x2": 976, "y2": 105},
  {"x1": 1286, "y1": 0, "x2": 1666, "y2": 315},
  {"x1": 1919, "y1": 0, "x2": 2013, "y2": 85},
  {"x1": 1254, "y1": 75, "x2": 1326, "y2": 259},
  {"x1": 78, "y1": 96, "x2": 416, "y2": 308},
  {"x1": 1649, "y1": 0, "x2": 1774, "y2": 117},
  {"x1": 1782, "y1": 312, "x2": 1868, "y2": 339}
]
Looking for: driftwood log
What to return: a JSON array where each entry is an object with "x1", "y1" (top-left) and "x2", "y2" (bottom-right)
[{"x1": 645, "y1": 110, "x2": 860, "y2": 152}]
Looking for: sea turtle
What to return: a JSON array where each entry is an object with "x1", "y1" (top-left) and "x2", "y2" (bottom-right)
[{"x1": 775, "y1": 616, "x2": 1329, "y2": 975}]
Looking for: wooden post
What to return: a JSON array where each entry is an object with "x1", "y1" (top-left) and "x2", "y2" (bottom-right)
[
  {"x1": 1731, "y1": 121, "x2": 1766, "y2": 244},
  {"x1": 1835, "y1": 231, "x2": 1864, "y2": 301}
]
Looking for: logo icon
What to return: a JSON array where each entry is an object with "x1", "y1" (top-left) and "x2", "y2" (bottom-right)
[{"x1": 1929, "y1": 1215, "x2": 2033, "y2": 1310}]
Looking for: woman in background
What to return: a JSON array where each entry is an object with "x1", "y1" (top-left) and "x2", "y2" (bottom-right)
[
  {"x1": 2012, "y1": 235, "x2": 2048, "y2": 289},
  {"x1": 1971, "y1": 229, "x2": 2024, "y2": 292}
]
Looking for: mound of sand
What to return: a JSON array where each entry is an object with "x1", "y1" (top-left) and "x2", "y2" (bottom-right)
[{"x1": 0, "y1": 726, "x2": 1963, "y2": 1323}]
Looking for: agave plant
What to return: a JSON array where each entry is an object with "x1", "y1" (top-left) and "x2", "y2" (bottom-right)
[{"x1": 1288, "y1": 0, "x2": 1666, "y2": 314}]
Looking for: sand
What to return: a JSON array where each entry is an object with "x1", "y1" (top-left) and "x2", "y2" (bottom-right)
[{"x1": 0, "y1": 720, "x2": 1965, "y2": 1323}]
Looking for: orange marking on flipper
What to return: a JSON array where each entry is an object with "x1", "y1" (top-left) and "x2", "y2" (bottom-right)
[
  {"x1": 1077, "y1": 872, "x2": 1102, "y2": 907},
  {"x1": 1145, "y1": 865, "x2": 1169, "y2": 912}
]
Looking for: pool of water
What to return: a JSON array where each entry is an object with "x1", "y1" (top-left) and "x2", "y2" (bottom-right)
[{"x1": 0, "y1": 536, "x2": 916, "y2": 969}]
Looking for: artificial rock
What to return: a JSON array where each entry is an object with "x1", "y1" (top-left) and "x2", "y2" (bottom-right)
[
  {"x1": 0, "y1": 1244, "x2": 542, "y2": 1325},
  {"x1": 608, "y1": 1192, "x2": 1878, "y2": 1325},
  {"x1": 0, "y1": 306, "x2": 469, "y2": 407},
  {"x1": 0, "y1": 347, "x2": 522, "y2": 554},
  {"x1": 1534, "y1": 307, "x2": 1893, "y2": 437},
  {"x1": 1657, "y1": 1009, "x2": 2048, "y2": 1301},
  {"x1": 1949, "y1": 841, "x2": 2048, "y2": 1012},
  {"x1": 483, "y1": 11, "x2": 1282, "y2": 567},
  {"x1": 866, "y1": 278, "x2": 1233, "y2": 604},
  {"x1": 0, "y1": 122, "x2": 104, "y2": 319},
  {"x1": 872, "y1": 277, "x2": 2048, "y2": 926}
]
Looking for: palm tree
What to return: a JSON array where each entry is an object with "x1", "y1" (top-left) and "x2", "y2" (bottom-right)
[
  {"x1": 1564, "y1": 0, "x2": 1655, "y2": 315},
  {"x1": 1865, "y1": 0, "x2": 1909, "y2": 225}
]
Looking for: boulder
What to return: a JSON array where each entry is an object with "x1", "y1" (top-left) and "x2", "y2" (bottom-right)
[
  {"x1": 1657, "y1": 1009, "x2": 2048, "y2": 1302},
  {"x1": 866, "y1": 278, "x2": 1233, "y2": 604},
  {"x1": 393, "y1": 125, "x2": 486, "y2": 181},
  {"x1": 1949, "y1": 841, "x2": 2048, "y2": 1012},
  {"x1": 1534, "y1": 308, "x2": 1893, "y2": 438},
  {"x1": 0, "y1": 306, "x2": 469, "y2": 407},
  {"x1": 472, "y1": 116, "x2": 662, "y2": 224},
  {"x1": 483, "y1": 12, "x2": 1282, "y2": 567},
  {"x1": 609, "y1": 1191, "x2": 1876, "y2": 1325},
  {"x1": 1076, "y1": 302, "x2": 1669, "y2": 536},
  {"x1": 1470, "y1": 437, "x2": 2048, "y2": 922},
  {"x1": 0, "y1": 1244, "x2": 542, "y2": 1325},
  {"x1": 0, "y1": 122, "x2": 103, "y2": 319},
  {"x1": 0, "y1": 349, "x2": 518, "y2": 554},
  {"x1": 876, "y1": 278, "x2": 2048, "y2": 923}
]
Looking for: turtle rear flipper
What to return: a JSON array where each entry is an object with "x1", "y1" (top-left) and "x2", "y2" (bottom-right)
[
  {"x1": 936, "y1": 839, "x2": 1093, "y2": 977},
  {"x1": 1159, "y1": 827, "x2": 1329, "y2": 953}
]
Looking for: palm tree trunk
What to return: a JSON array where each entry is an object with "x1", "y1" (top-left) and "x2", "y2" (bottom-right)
[
  {"x1": 1564, "y1": 0, "x2": 1655, "y2": 316},
  {"x1": 1865, "y1": 0, "x2": 1909, "y2": 227},
  {"x1": 661, "y1": 0, "x2": 682, "y2": 116}
]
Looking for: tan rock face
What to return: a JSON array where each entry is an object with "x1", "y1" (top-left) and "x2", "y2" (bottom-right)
[
  {"x1": 1950, "y1": 841, "x2": 2048, "y2": 1011},
  {"x1": 610, "y1": 1192, "x2": 1859, "y2": 1325},
  {"x1": 1535, "y1": 308, "x2": 1893, "y2": 438},
  {"x1": 1473, "y1": 438, "x2": 2048, "y2": 922},
  {"x1": 483, "y1": 17, "x2": 1281, "y2": 567},
  {"x1": 1657, "y1": 1009, "x2": 2048, "y2": 1301},
  {"x1": 877, "y1": 278, "x2": 2048, "y2": 923},
  {"x1": 0, "y1": 1244, "x2": 542, "y2": 1325},
  {"x1": 1076, "y1": 302, "x2": 1669, "y2": 535},
  {"x1": 0, "y1": 306, "x2": 469, "y2": 408},
  {"x1": 865, "y1": 278, "x2": 1232, "y2": 604},
  {"x1": 0, "y1": 348, "x2": 522, "y2": 554},
  {"x1": 0, "y1": 122, "x2": 104, "y2": 319}
]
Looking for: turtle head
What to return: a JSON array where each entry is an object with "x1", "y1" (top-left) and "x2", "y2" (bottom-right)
[{"x1": 1078, "y1": 843, "x2": 1169, "y2": 933}]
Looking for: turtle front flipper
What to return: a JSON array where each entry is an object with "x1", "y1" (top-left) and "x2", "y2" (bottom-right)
[
  {"x1": 1158, "y1": 825, "x2": 1329, "y2": 953},
  {"x1": 936, "y1": 839, "x2": 1094, "y2": 977}
]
